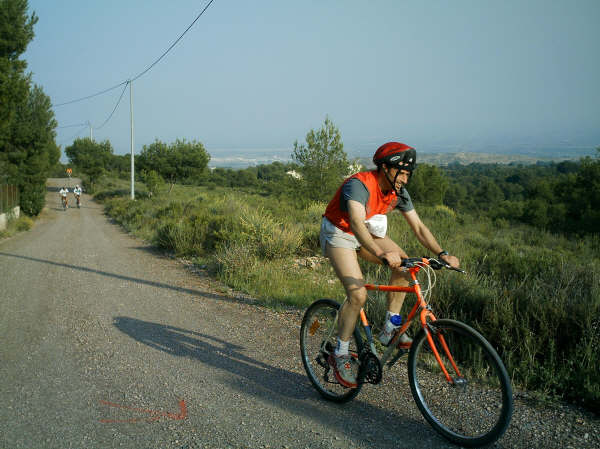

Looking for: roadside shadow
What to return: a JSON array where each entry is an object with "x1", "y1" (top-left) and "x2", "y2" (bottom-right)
[
  {"x1": 113, "y1": 317, "x2": 309, "y2": 400},
  {"x1": 113, "y1": 316, "x2": 442, "y2": 448},
  {"x1": 0, "y1": 252, "x2": 225, "y2": 302}
]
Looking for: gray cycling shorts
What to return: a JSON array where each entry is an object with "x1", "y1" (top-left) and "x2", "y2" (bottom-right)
[{"x1": 319, "y1": 217, "x2": 360, "y2": 256}]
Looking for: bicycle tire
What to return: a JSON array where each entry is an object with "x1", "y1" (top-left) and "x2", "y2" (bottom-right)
[
  {"x1": 408, "y1": 319, "x2": 513, "y2": 447},
  {"x1": 300, "y1": 298, "x2": 364, "y2": 403}
]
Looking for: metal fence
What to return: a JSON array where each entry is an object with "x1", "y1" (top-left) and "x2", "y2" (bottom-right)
[{"x1": 0, "y1": 185, "x2": 19, "y2": 214}]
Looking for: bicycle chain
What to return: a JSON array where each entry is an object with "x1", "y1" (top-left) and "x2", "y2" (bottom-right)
[{"x1": 359, "y1": 350, "x2": 382, "y2": 385}]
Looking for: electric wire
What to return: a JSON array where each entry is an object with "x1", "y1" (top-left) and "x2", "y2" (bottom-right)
[
  {"x1": 131, "y1": 0, "x2": 215, "y2": 82},
  {"x1": 57, "y1": 123, "x2": 88, "y2": 129},
  {"x1": 93, "y1": 81, "x2": 130, "y2": 130},
  {"x1": 53, "y1": 0, "x2": 216, "y2": 108},
  {"x1": 53, "y1": 81, "x2": 128, "y2": 108},
  {"x1": 60, "y1": 124, "x2": 89, "y2": 145}
]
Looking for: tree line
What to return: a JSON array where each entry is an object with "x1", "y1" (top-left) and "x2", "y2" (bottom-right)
[
  {"x1": 442, "y1": 154, "x2": 600, "y2": 235},
  {"x1": 2, "y1": 0, "x2": 597, "y2": 237},
  {"x1": 0, "y1": 0, "x2": 59, "y2": 215},
  {"x1": 65, "y1": 115, "x2": 599, "y2": 237}
]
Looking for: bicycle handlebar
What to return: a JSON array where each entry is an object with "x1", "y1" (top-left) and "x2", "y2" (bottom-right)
[{"x1": 381, "y1": 256, "x2": 465, "y2": 274}]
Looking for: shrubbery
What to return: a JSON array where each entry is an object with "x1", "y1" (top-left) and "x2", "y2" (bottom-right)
[
  {"x1": 94, "y1": 176, "x2": 599, "y2": 412},
  {"x1": 0, "y1": 214, "x2": 33, "y2": 239}
]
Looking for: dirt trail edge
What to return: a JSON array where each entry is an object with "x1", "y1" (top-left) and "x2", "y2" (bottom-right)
[{"x1": 0, "y1": 179, "x2": 598, "y2": 449}]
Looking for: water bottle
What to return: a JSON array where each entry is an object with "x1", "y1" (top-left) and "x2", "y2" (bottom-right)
[
  {"x1": 380, "y1": 313, "x2": 403, "y2": 345},
  {"x1": 390, "y1": 314, "x2": 403, "y2": 326},
  {"x1": 383, "y1": 314, "x2": 402, "y2": 334}
]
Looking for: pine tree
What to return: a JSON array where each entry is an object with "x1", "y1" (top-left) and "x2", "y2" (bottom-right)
[{"x1": 0, "y1": 0, "x2": 58, "y2": 215}]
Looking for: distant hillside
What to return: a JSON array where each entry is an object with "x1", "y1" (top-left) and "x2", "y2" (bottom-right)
[
  {"x1": 207, "y1": 147, "x2": 596, "y2": 169},
  {"x1": 418, "y1": 152, "x2": 570, "y2": 165},
  {"x1": 357, "y1": 151, "x2": 585, "y2": 168}
]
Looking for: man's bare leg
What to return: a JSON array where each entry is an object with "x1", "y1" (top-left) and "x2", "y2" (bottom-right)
[
  {"x1": 325, "y1": 244, "x2": 366, "y2": 342},
  {"x1": 357, "y1": 236, "x2": 410, "y2": 314}
]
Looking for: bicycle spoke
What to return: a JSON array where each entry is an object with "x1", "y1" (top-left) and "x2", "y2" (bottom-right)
[
  {"x1": 408, "y1": 319, "x2": 512, "y2": 447},
  {"x1": 300, "y1": 299, "x2": 363, "y2": 403}
]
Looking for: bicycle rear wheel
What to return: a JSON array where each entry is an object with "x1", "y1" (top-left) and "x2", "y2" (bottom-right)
[
  {"x1": 300, "y1": 299, "x2": 364, "y2": 403},
  {"x1": 408, "y1": 319, "x2": 513, "y2": 447}
]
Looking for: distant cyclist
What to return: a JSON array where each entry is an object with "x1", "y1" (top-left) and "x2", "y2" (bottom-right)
[
  {"x1": 320, "y1": 141, "x2": 460, "y2": 388},
  {"x1": 59, "y1": 186, "x2": 69, "y2": 209},
  {"x1": 73, "y1": 185, "x2": 82, "y2": 208}
]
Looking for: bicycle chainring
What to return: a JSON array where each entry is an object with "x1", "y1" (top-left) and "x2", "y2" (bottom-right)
[{"x1": 359, "y1": 350, "x2": 382, "y2": 385}]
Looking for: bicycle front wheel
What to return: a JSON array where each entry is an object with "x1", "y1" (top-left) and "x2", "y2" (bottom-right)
[
  {"x1": 408, "y1": 319, "x2": 513, "y2": 447},
  {"x1": 300, "y1": 299, "x2": 364, "y2": 403}
]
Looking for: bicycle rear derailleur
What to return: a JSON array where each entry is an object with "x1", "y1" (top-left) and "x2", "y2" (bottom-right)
[{"x1": 359, "y1": 349, "x2": 382, "y2": 385}]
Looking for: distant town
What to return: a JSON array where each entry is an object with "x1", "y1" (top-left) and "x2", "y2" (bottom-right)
[{"x1": 207, "y1": 145, "x2": 597, "y2": 169}]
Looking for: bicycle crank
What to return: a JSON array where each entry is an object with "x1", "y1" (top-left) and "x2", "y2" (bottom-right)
[{"x1": 359, "y1": 350, "x2": 382, "y2": 384}]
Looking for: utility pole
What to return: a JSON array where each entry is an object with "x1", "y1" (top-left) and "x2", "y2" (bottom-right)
[
  {"x1": 88, "y1": 121, "x2": 93, "y2": 141},
  {"x1": 129, "y1": 80, "x2": 135, "y2": 200}
]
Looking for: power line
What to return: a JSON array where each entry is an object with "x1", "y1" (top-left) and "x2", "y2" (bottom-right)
[
  {"x1": 57, "y1": 81, "x2": 127, "y2": 138},
  {"x1": 131, "y1": 0, "x2": 215, "y2": 82},
  {"x1": 93, "y1": 81, "x2": 130, "y2": 130},
  {"x1": 52, "y1": 0, "x2": 216, "y2": 107},
  {"x1": 57, "y1": 123, "x2": 88, "y2": 129},
  {"x1": 60, "y1": 124, "x2": 89, "y2": 145},
  {"x1": 56, "y1": 82, "x2": 126, "y2": 144},
  {"x1": 53, "y1": 81, "x2": 128, "y2": 108}
]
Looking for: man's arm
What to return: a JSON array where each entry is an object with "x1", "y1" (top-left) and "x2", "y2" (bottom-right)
[
  {"x1": 402, "y1": 209, "x2": 460, "y2": 267},
  {"x1": 347, "y1": 200, "x2": 403, "y2": 266},
  {"x1": 347, "y1": 200, "x2": 383, "y2": 256}
]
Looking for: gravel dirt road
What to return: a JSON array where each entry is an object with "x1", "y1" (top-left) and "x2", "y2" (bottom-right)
[{"x1": 1, "y1": 179, "x2": 598, "y2": 448}]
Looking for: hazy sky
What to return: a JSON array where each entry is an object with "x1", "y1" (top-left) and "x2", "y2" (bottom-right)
[{"x1": 23, "y1": 0, "x2": 600, "y2": 159}]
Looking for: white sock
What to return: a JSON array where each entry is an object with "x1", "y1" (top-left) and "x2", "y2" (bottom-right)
[{"x1": 335, "y1": 338, "x2": 349, "y2": 356}]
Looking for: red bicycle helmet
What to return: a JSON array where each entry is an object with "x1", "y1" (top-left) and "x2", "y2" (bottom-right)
[{"x1": 373, "y1": 142, "x2": 416, "y2": 172}]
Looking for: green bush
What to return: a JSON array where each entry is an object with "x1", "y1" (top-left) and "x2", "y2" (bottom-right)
[
  {"x1": 19, "y1": 182, "x2": 47, "y2": 216},
  {"x1": 93, "y1": 178, "x2": 600, "y2": 412},
  {"x1": 239, "y1": 207, "x2": 303, "y2": 259},
  {"x1": 0, "y1": 214, "x2": 34, "y2": 239},
  {"x1": 15, "y1": 215, "x2": 33, "y2": 231},
  {"x1": 141, "y1": 169, "x2": 164, "y2": 196}
]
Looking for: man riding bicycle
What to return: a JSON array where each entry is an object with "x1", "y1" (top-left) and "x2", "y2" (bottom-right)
[
  {"x1": 59, "y1": 186, "x2": 69, "y2": 209},
  {"x1": 320, "y1": 141, "x2": 460, "y2": 388},
  {"x1": 73, "y1": 185, "x2": 82, "y2": 207}
]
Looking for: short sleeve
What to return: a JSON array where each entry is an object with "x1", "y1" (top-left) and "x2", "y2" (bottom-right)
[{"x1": 340, "y1": 178, "x2": 369, "y2": 212}]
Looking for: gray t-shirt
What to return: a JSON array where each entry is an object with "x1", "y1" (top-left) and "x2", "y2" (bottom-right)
[{"x1": 340, "y1": 177, "x2": 414, "y2": 213}]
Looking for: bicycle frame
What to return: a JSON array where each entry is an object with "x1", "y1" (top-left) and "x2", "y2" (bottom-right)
[
  {"x1": 361, "y1": 260, "x2": 462, "y2": 385},
  {"x1": 301, "y1": 258, "x2": 512, "y2": 446}
]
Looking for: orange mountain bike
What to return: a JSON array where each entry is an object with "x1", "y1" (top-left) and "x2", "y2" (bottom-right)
[{"x1": 300, "y1": 257, "x2": 513, "y2": 447}]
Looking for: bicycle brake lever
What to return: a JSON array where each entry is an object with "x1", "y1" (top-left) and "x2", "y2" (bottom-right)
[
  {"x1": 428, "y1": 257, "x2": 466, "y2": 274},
  {"x1": 428, "y1": 258, "x2": 446, "y2": 270}
]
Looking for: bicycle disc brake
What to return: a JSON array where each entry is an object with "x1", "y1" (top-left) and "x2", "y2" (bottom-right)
[{"x1": 359, "y1": 350, "x2": 382, "y2": 385}]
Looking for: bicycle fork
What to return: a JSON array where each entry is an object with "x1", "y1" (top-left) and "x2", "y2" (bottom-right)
[{"x1": 421, "y1": 309, "x2": 464, "y2": 386}]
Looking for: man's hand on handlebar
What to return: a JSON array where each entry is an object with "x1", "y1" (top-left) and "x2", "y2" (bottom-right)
[
  {"x1": 379, "y1": 251, "x2": 404, "y2": 268},
  {"x1": 440, "y1": 253, "x2": 460, "y2": 270}
]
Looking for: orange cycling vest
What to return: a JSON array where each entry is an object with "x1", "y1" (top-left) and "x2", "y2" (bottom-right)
[{"x1": 324, "y1": 170, "x2": 397, "y2": 235}]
